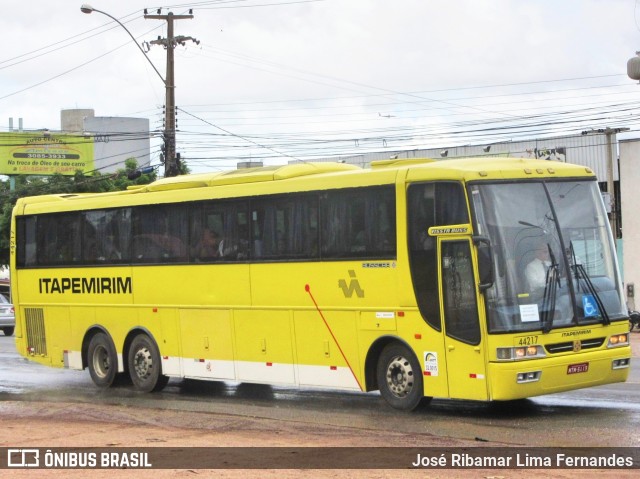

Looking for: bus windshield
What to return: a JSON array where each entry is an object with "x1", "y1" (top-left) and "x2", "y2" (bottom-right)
[{"x1": 470, "y1": 179, "x2": 626, "y2": 334}]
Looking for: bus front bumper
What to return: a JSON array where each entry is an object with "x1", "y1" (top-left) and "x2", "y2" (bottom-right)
[{"x1": 487, "y1": 347, "x2": 631, "y2": 401}]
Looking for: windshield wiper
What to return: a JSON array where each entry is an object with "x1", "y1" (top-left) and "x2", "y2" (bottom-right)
[
  {"x1": 541, "y1": 245, "x2": 561, "y2": 333},
  {"x1": 573, "y1": 263, "x2": 610, "y2": 326},
  {"x1": 569, "y1": 241, "x2": 610, "y2": 325}
]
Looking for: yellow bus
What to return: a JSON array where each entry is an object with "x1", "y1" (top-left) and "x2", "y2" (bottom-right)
[{"x1": 10, "y1": 158, "x2": 631, "y2": 410}]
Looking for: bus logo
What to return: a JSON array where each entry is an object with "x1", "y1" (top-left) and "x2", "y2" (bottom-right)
[
  {"x1": 8, "y1": 449, "x2": 39, "y2": 467},
  {"x1": 339, "y1": 270, "x2": 364, "y2": 298}
]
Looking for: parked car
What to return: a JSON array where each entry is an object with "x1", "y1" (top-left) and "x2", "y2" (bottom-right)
[{"x1": 0, "y1": 293, "x2": 15, "y2": 336}]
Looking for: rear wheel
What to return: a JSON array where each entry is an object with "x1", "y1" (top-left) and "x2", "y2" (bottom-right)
[
  {"x1": 87, "y1": 332, "x2": 118, "y2": 388},
  {"x1": 377, "y1": 343, "x2": 425, "y2": 411},
  {"x1": 2, "y1": 327, "x2": 14, "y2": 336},
  {"x1": 127, "y1": 333, "x2": 168, "y2": 392}
]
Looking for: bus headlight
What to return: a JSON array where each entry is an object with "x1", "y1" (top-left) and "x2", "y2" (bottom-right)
[
  {"x1": 496, "y1": 345, "x2": 546, "y2": 361},
  {"x1": 608, "y1": 333, "x2": 629, "y2": 348}
]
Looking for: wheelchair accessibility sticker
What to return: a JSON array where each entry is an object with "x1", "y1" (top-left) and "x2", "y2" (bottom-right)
[{"x1": 582, "y1": 294, "x2": 599, "y2": 318}]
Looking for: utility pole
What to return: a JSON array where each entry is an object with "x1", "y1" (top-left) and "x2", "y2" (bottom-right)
[
  {"x1": 600, "y1": 127, "x2": 629, "y2": 239},
  {"x1": 144, "y1": 10, "x2": 198, "y2": 177}
]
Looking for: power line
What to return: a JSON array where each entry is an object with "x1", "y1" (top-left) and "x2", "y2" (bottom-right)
[{"x1": 178, "y1": 107, "x2": 304, "y2": 162}]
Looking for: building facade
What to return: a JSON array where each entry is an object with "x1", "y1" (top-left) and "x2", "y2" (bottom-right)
[{"x1": 61, "y1": 109, "x2": 151, "y2": 174}]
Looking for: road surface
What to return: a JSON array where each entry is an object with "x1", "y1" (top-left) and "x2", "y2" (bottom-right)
[{"x1": 1, "y1": 332, "x2": 639, "y2": 478}]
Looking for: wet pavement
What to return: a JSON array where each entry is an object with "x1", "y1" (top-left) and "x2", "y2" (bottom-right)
[{"x1": 1, "y1": 333, "x2": 640, "y2": 447}]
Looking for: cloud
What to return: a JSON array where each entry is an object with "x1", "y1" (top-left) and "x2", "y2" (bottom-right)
[{"x1": 1, "y1": 0, "x2": 639, "y2": 171}]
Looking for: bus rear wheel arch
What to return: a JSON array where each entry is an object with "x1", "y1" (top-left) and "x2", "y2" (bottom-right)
[
  {"x1": 87, "y1": 331, "x2": 118, "y2": 388},
  {"x1": 376, "y1": 342, "x2": 428, "y2": 411},
  {"x1": 126, "y1": 333, "x2": 169, "y2": 392}
]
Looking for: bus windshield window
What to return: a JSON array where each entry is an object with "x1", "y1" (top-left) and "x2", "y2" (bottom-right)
[{"x1": 471, "y1": 180, "x2": 626, "y2": 333}]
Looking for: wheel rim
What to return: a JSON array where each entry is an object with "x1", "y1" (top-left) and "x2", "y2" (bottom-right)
[
  {"x1": 385, "y1": 355, "x2": 415, "y2": 398},
  {"x1": 92, "y1": 345, "x2": 111, "y2": 379},
  {"x1": 132, "y1": 346, "x2": 153, "y2": 380}
]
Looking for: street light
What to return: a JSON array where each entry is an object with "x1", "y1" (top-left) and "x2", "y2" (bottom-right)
[
  {"x1": 80, "y1": 5, "x2": 166, "y2": 84},
  {"x1": 80, "y1": 4, "x2": 178, "y2": 176}
]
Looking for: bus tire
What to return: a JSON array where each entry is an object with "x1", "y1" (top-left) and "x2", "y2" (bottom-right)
[
  {"x1": 87, "y1": 332, "x2": 118, "y2": 388},
  {"x1": 2, "y1": 327, "x2": 14, "y2": 336},
  {"x1": 127, "y1": 333, "x2": 168, "y2": 392},
  {"x1": 376, "y1": 343, "x2": 424, "y2": 411}
]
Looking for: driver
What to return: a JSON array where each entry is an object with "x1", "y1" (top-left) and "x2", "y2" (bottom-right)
[{"x1": 525, "y1": 244, "x2": 551, "y2": 292}]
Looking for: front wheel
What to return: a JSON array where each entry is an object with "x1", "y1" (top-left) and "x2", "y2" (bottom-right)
[
  {"x1": 1, "y1": 327, "x2": 14, "y2": 337},
  {"x1": 87, "y1": 332, "x2": 118, "y2": 388},
  {"x1": 127, "y1": 333, "x2": 168, "y2": 392},
  {"x1": 376, "y1": 343, "x2": 425, "y2": 411}
]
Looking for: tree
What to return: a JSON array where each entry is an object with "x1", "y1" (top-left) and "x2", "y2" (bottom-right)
[{"x1": 0, "y1": 158, "x2": 158, "y2": 265}]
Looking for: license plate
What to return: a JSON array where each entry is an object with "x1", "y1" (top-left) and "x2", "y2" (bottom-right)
[{"x1": 567, "y1": 362, "x2": 589, "y2": 374}]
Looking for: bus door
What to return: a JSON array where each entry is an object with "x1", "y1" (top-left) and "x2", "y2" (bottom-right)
[{"x1": 438, "y1": 238, "x2": 488, "y2": 400}]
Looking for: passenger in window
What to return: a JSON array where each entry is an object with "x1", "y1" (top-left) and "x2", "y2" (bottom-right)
[
  {"x1": 84, "y1": 239, "x2": 100, "y2": 263},
  {"x1": 193, "y1": 228, "x2": 221, "y2": 260},
  {"x1": 104, "y1": 237, "x2": 122, "y2": 261},
  {"x1": 218, "y1": 237, "x2": 237, "y2": 259},
  {"x1": 236, "y1": 224, "x2": 250, "y2": 259}
]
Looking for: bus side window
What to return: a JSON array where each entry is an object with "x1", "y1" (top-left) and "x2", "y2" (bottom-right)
[
  {"x1": 37, "y1": 213, "x2": 81, "y2": 265},
  {"x1": 133, "y1": 204, "x2": 187, "y2": 263},
  {"x1": 252, "y1": 208, "x2": 263, "y2": 258},
  {"x1": 441, "y1": 241, "x2": 481, "y2": 345},
  {"x1": 251, "y1": 195, "x2": 318, "y2": 260},
  {"x1": 81, "y1": 209, "x2": 131, "y2": 263},
  {"x1": 190, "y1": 204, "x2": 221, "y2": 262},
  {"x1": 218, "y1": 202, "x2": 250, "y2": 261},
  {"x1": 234, "y1": 211, "x2": 250, "y2": 260},
  {"x1": 408, "y1": 182, "x2": 469, "y2": 330},
  {"x1": 408, "y1": 184, "x2": 440, "y2": 329},
  {"x1": 320, "y1": 186, "x2": 395, "y2": 259},
  {"x1": 17, "y1": 217, "x2": 37, "y2": 267},
  {"x1": 190, "y1": 200, "x2": 250, "y2": 262}
]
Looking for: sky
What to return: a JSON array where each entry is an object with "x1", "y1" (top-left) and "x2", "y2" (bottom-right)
[{"x1": 2, "y1": 0, "x2": 640, "y2": 174}]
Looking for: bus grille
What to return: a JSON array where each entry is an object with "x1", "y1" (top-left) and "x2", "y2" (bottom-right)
[
  {"x1": 25, "y1": 308, "x2": 47, "y2": 356},
  {"x1": 544, "y1": 337, "x2": 605, "y2": 354}
]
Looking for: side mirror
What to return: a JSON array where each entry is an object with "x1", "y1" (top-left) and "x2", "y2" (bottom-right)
[{"x1": 473, "y1": 235, "x2": 494, "y2": 291}]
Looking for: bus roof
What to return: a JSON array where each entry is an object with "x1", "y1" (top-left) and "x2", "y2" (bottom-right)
[
  {"x1": 402, "y1": 156, "x2": 596, "y2": 182},
  {"x1": 14, "y1": 157, "x2": 595, "y2": 213},
  {"x1": 137, "y1": 161, "x2": 360, "y2": 192}
]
